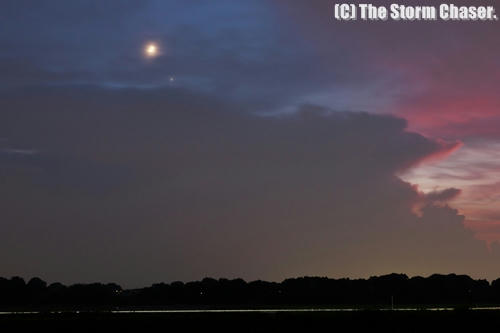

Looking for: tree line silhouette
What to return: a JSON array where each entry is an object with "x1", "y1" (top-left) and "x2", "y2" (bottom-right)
[{"x1": 3, "y1": 273, "x2": 500, "y2": 309}]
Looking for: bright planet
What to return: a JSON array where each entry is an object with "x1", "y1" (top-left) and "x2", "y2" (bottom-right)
[{"x1": 144, "y1": 43, "x2": 158, "y2": 58}]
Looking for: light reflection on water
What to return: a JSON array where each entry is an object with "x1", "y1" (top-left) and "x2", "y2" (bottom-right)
[{"x1": 2, "y1": 307, "x2": 500, "y2": 315}]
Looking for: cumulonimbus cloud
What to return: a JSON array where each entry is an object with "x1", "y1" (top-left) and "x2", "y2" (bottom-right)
[{"x1": 1, "y1": 86, "x2": 498, "y2": 285}]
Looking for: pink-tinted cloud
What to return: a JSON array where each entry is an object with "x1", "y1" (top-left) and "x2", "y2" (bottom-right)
[
  {"x1": 276, "y1": 1, "x2": 500, "y2": 248},
  {"x1": 275, "y1": 1, "x2": 500, "y2": 139},
  {"x1": 411, "y1": 139, "x2": 463, "y2": 167}
]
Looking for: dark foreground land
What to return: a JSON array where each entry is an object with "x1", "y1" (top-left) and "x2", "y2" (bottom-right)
[
  {"x1": 4, "y1": 273, "x2": 500, "y2": 331},
  {"x1": 2, "y1": 310, "x2": 500, "y2": 332}
]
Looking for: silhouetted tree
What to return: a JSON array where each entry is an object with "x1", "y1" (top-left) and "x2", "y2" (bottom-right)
[{"x1": 3, "y1": 273, "x2": 500, "y2": 310}]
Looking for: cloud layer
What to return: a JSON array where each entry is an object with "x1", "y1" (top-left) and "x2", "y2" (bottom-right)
[{"x1": 1, "y1": 86, "x2": 498, "y2": 286}]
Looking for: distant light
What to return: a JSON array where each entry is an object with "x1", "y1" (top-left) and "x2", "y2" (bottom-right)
[{"x1": 169, "y1": 76, "x2": 175, "y2": 82}]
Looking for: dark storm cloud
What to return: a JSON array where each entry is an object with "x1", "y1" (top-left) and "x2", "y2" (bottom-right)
[
  {"x1": 0, "y1": 150, "x2": 129, "y2": 197},
  {"x1": 1, "y1": 85, "x2": 497, "y2": 286}
]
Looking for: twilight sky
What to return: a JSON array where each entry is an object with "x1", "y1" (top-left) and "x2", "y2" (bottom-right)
[{"x1": 1, "y1": 0, "x2": 500, "y2": 287}]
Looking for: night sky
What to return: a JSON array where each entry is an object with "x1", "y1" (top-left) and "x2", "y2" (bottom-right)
[{"x1": 1, "y1": 0, "x2": 500, "y2": 287}]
